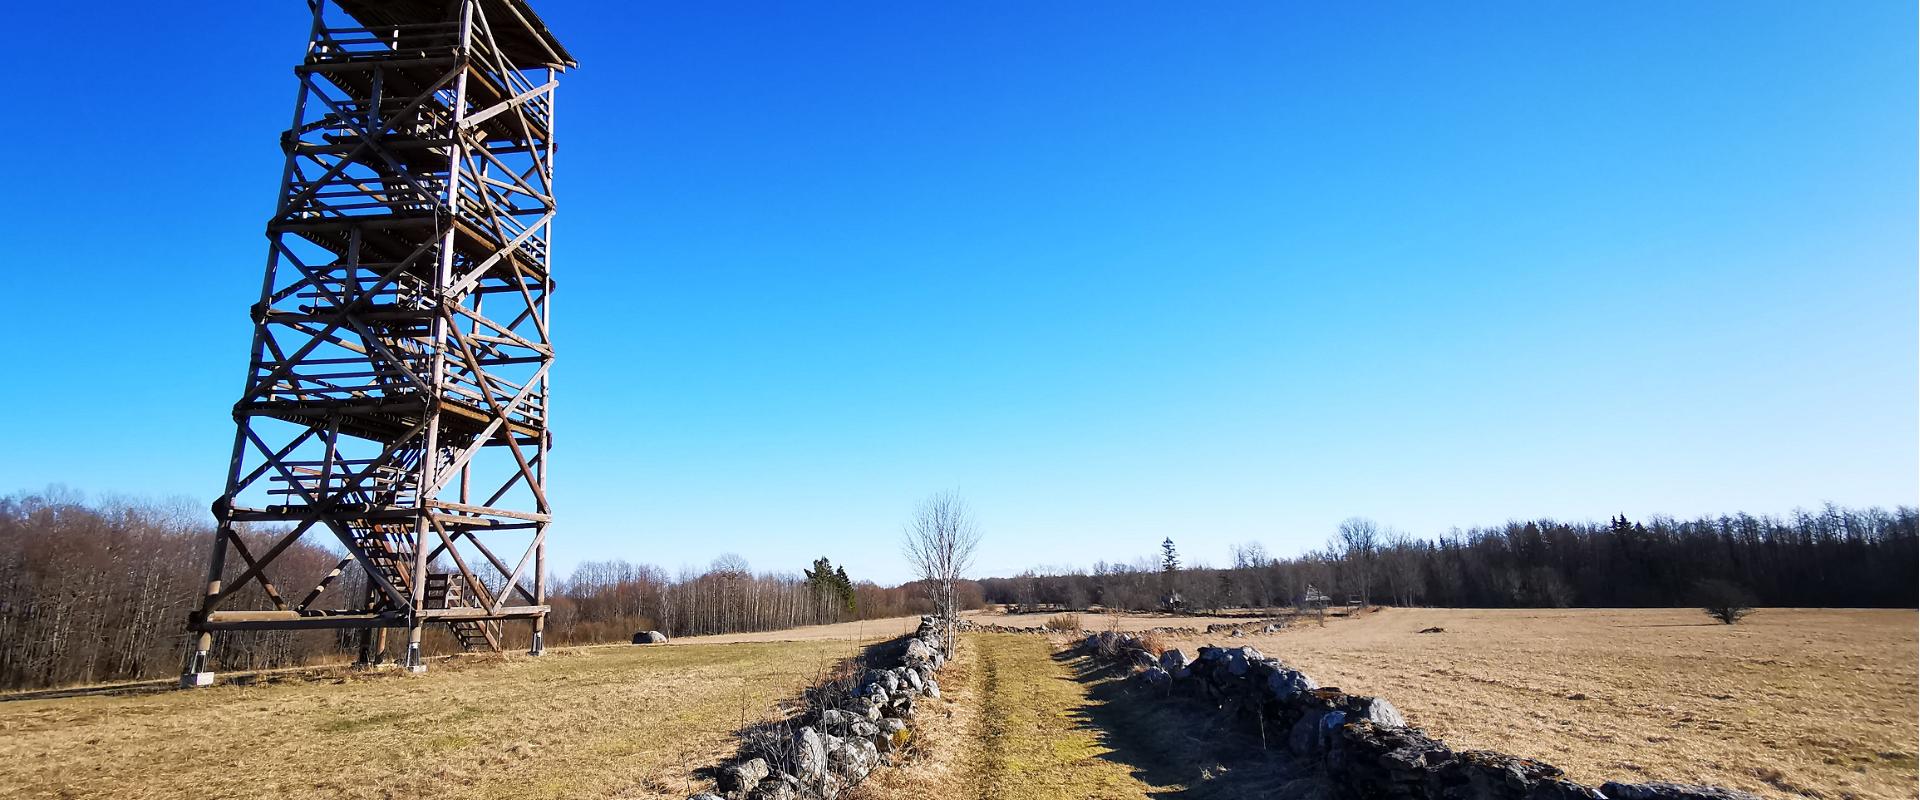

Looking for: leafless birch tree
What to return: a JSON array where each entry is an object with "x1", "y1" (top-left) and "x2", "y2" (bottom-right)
[{"x1": 903, "y1": 491, "x2": 981, "y2": 656}]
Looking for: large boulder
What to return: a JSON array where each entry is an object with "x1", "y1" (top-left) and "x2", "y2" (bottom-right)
[
  {"x1": 632, "y1": 630, "x2": 668, "y2": 644},
  {"x1": 903, "y1": 638, "x2": 936, "y2": 665}
]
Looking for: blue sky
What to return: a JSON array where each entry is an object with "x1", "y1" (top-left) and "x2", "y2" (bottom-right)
[{"x1": 0, "y1": 2, "x2": 1913, "y2": 583}]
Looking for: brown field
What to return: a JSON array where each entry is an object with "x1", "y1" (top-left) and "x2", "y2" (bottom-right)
[
  {"x1": 0, "y1": 608, "x2": 1908, "y2": 800},
  {"x1": 0, "y1": 637, "x2": 879, "y2": 800},
  {"x1": 1229, "y1": 607, "x2": 1917, "y2": 800},
  {"x1": 873, "y1": 609, "x2": 1916, "y2": 800},
  {"x1": 672, "y1": 615, "x2": 923, "y2": 645},
  {"x1": 965, "y1": 608, "x2": 1280, "y2": 633}
]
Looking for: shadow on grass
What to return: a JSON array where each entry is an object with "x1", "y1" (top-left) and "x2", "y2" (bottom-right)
[{"x1": 1050, "y1": 649, "x2": 1333, "y2": 800}]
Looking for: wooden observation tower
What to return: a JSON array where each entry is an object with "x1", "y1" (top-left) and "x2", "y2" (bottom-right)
[{"x1": 183, "y1": 0, "x2": 575, "y2": 685}]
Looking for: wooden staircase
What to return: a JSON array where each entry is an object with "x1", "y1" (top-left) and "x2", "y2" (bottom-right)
[{"x1": 424, "y1": 572, "x2": 503, "y2": 652}]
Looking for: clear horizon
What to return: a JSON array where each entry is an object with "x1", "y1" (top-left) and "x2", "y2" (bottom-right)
[{"x1": 0, "y1": 1, "x2": 1913, "y2": 585}]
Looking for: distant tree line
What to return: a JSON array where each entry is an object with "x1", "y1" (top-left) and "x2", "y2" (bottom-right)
[
  {"x1": 0, "y1": 489, "x2": 972, "y2": 691},
  {"x1": 980, "y1": 506, "x2": 1918, "y2": 613}
]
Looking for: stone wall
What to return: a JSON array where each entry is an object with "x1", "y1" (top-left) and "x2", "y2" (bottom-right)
[
  {"x1": 955, "y1": 616, "x2": 1285, "y2": 637},
  {"x1": 690, "y1": 616, "x2": 952, "y2": 800},
  {"x1": 1082, "y1": 631, "x2": 1762, "y2": 800}
]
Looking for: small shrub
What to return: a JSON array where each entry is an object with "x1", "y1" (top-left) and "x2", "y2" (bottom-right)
[
  {"x1": 1697, "y1": 578, "x2": 1756, "y2": 625},
  {"x1": 1043, "y1": 613, "x2": 1082, "y2": 632},
  {"x1": 1133, "y1": 630, "x2": 1171, "y2": 656}
]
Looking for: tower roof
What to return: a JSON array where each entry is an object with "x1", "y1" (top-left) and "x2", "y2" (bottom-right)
[{"x1": 334, "y1": 0, "x2": 576, "y2": 69}]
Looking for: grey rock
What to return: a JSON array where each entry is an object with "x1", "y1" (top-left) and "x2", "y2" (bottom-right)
[
  {"x1": 1129, "y1": 649, "x2": 1158, "y2": 668},
  {"x1": 792, "y1": 727, "x2": 828, "y2": 781},
  {"x1": 747, "y1": 778, "x2": 796, "y2": 800},
  {"x1": 1289, "y1": 708, "x2": 1347, "y2": 756},
  {"x1": 718, "y1": 757, "x2": 770, "y2": 795},
  {"x1": 1266, "y1": 667, "x2": 1319, "y2": 700},
  {"x1": 903, "y1": 638, "x2": 936, "y2": 664},
  {"x1": 923, "y1": 676, "x2": 941, "y2": 699},
  {"x1": 827, "y1": 738, "x2": 869, "y2": 779},
  {"x1": 689, "y1": 794, "x2": 724, "y2": 800},
  {"x1": 633, "y1": 630, "x2": 668, "y2": 644},
  {"x1": 819, "y1": 708, "x2": 856, "y2": 734},
  {"x1": 1354, "y1": 696, "x2": 1407, "y2": 728},
  {"x1": 1288, "y1": 709, "x2": 1329, "y2": 756},
  {"x1": 1225, "y1": 650, "x2": 1250, "y2": 676},
  {"x1": 1158, "y1": 649, "x2": 1190, "y2": 671},
  {"x1": 1600, "y1": 782, "x2": 1765, "y2": 800},
  {"x1": 1141, "y1": 666, "x2": 1171, "y2": 687}
]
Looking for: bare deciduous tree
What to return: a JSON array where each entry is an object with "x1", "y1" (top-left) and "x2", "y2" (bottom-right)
[
  {"x1": 903, "y1": 491, "x2": 981, "y2": 656},
  {"x1": 1335, "y1": 517, "x2": 1380, "y2": 606}
]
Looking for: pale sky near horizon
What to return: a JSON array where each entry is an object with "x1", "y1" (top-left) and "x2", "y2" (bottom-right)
[{"x1": 0, "y1": 2, "x2": 1913, "y2": 584}]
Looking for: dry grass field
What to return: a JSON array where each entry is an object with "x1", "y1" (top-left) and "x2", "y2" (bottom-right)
[
  {"x1": 1232, "y1": 608, "x2": 1917, "y2": 800},
  {"x1": 874, "y1": 609, "x2": 1914, "y2": 800},
  {"x1": 0, "y1": 637, "x2": 880, "y2": 800},
  {"x1": 965, "y1": 609, "x2": 1277, "y2": 633},
  {"x1": 0, "y1": 609, "x2": 1908, "y2": 800}
]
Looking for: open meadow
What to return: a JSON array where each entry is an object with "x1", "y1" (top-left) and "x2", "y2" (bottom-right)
[
  {"x1": 0, "y1": 634, "x2": 887, "y2": 800},
  {"x1": 1, "y1": 609, "x2": 1909, "y2": 800},
  {"x1": 1226, "y1": 607, "x2": 1918, "y2": 800}
]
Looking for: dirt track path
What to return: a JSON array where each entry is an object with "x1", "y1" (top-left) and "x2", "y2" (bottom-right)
[{"x1": 863, "y1": 632, "x2": 1324, "y2": 800}]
